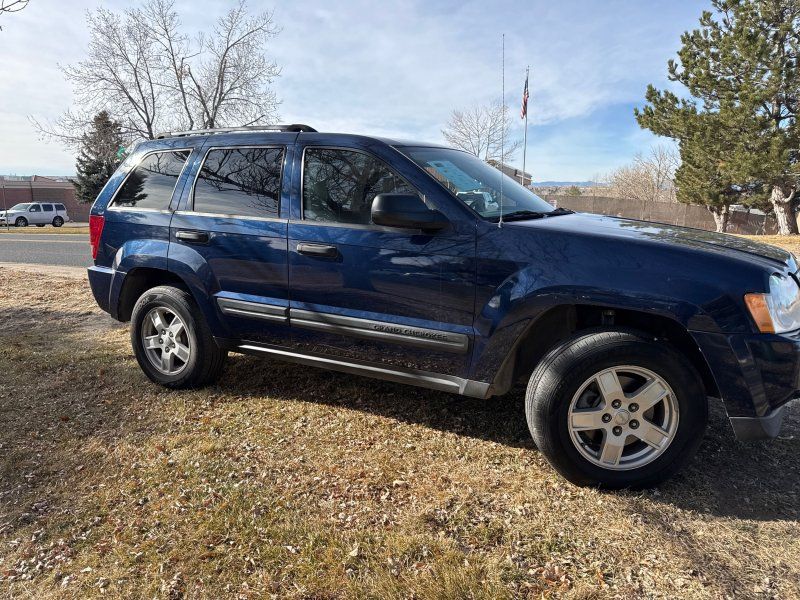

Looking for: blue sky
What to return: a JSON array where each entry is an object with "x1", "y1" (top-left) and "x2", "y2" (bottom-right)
[{"x1": 0, "y1": 0, "x2": 706, "y2": 180}]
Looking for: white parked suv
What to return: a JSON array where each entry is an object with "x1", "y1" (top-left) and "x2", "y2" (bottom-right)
[{"x1": 0, "y1": 203, "x2": 71, "y2": 227}]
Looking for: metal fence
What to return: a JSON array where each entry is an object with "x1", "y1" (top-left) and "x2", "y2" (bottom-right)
[{"x1": 545, "y1": 195, "x2": 777, "y2": 235}]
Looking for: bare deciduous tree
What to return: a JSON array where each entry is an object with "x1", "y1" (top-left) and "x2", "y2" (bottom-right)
[
  {"x1": 31, "y1": 0, "x2": 280, "y2": 146},
  {"x1": 0, "y1": 0, "x2": 28, "y2": 13},
  {"x1": 442, "y1": 102, "x2": 522, "y2": 164},
  {"x1": 0, "y1": 0, "x2": 29, "y2": 30},
  {"x1": 606, "y1": 145, "x2": 678, "y2": 219}
]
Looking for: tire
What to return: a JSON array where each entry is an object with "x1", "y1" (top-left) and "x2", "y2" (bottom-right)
[
  {"x1": 15, "y1": 217, "x2": 27, "y2": 227},
  {"x1": 52, "y1": 217, "x2": 64, "y2": 227},
  {"x1": 130, "y1": 285, "x2": 227, "y2": 389},
  {"x1": 525, "y1": 328, "x2": 707, "y2": 489}
]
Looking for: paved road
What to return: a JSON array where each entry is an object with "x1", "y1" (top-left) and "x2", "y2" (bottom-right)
[{"x1": 0, "y1": 233, "x2": 92, "y2": 268}]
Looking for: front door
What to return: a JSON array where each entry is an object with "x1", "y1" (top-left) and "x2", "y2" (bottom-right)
[
  {"x1": 169, "y1": 142, "x2": 293, "y2": 346},
  {"x1": 28, "y1": 204, "x2": 45, "y2": 224},
  {"x1": 288, "y1": 142, "x2": 476, "y2": 377}
]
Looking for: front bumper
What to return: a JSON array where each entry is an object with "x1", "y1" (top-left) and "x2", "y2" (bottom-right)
[{"x1": 693, "y1": 329, "x2": 800, "y2": 440}]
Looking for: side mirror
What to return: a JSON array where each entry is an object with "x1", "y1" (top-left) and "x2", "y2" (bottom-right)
[{"x1": 371, "y1": 193, "x2": 448, "y2": 232}]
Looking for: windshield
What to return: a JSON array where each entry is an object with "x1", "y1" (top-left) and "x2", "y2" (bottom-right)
[
  {"x1": 399, "y1": 147, "x2": 555, "y2": 219},
  {"x1": 9, "y1": 203, "x2": 31, "y2": 211}
]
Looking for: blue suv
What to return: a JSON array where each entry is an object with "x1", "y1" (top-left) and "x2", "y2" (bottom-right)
[{"x1": 88, "y1": 124, "x2": 800, "y2": 487}]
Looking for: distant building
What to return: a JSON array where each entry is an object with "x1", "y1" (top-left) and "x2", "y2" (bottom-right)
[
  {"x1": 0, "y1": 175, "x2": 90, "y2": 222},
  {"x1": 487, "y1": 160, "x2": 532, "y2": 187}
]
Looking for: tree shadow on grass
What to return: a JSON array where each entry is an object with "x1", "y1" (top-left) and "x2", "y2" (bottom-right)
[
  {"x1": 218, "y1": 351, "x2": 534, "y2": 450},
  {"x1": 1, "y1": 297, "x2": 798, "y2": 559},
  {"x1": 218, "y1": 353, "x2": 800, "y2": 522}
]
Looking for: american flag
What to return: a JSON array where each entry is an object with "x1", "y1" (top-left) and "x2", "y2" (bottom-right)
[{"x1": 520, "y1": 72, "x2": 529, "y2": 120}]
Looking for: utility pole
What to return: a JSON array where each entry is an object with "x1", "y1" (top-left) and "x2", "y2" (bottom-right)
[{"x1": 1, "y1": 179, "x2": 7, "y2": 230}]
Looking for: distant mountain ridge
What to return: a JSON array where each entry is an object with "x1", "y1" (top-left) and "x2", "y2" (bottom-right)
[{"x1": 531, "y1": 181, "x2": 606, "y2": 187}]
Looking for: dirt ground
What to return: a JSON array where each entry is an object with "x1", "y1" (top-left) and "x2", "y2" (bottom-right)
[{"x1": 0, "y1": 249, "x2": 799, "y2": 598}]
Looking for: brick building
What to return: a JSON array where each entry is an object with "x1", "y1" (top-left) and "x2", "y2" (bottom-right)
[{"x1": 0, "y1": 175, "x2": 90, "y2": 223}]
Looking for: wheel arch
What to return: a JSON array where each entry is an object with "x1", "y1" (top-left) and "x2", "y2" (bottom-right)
[
  {"x1": 116, "y1": 267, "x2": 190, "y2": 322},
  {"x1": 489, "y1": 304, "x2": 720, "y2": 399}
]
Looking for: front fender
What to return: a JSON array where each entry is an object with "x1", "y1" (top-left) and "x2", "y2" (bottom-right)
[{"x1": 467, "y1": 263, "x2": 751, "y2": 385}]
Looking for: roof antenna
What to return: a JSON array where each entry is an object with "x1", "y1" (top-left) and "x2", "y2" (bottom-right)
[{"x1": 499, "y1": 33, "x2": 505, "y2": 228}]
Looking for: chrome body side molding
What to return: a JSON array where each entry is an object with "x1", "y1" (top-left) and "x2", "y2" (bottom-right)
[
  {"x1": 236, "y1": 342, "x2": 490, "y2": 398},
  {"x1": 216, "y1": 298, "x2": 470, "y2": 353},
  {"x1": 290, "y1": 309, "x2": 469, "y2": 353},
  {"x1": 217, "y1": 298, "x2": 288, "y2": 323}
]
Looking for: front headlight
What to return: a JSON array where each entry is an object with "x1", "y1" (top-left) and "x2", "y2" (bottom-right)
[{"x1": 745, "y1": 274, "x2": 800, "y2": 333}]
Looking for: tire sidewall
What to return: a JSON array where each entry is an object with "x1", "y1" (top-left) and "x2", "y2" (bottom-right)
[
  {"x1": 53, "y1": 217, "x2": 63, "y2": 227},
  {"x1": 528, "y1": 332, "x2": 707, "y2": 488},
  {"x1": 15, "y1": 217, "x2": 27, "y2": 227},
  {"x1": 131, "y1": 288, "x2": 203, "y2": 386}
]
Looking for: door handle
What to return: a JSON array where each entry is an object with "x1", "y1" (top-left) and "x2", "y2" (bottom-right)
[
  {"x1": 297, "y1": 242, "x2": 339, "y2": 258},
  {"x1": 175, "y1": 230, "x2": 209, "y2": 244}
]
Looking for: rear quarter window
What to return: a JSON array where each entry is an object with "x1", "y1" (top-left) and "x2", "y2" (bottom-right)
[
  {"x1": 55, "y1": 204, "x2": 66, "y2": 211},
  {"x1": 112, "y1": 150, "x2": 190, "y2": 210}
]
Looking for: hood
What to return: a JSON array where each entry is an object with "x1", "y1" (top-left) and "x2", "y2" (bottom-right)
[{"x1": 509, "y1": 212, "x2": 795, "y2": 270}]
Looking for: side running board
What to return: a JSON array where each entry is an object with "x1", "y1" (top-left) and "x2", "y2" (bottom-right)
[{"x1": 235, "y1": 342, "x2": 491, "y2": 399}]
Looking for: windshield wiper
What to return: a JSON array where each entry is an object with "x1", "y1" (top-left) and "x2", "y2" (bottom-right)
[
  {"x1": 495, "y1": 210, "x2": 546, "y2": 222},
  {"x1": 546, "y1": 207, "x2": 574, "y2": 217},
  {"x1": 489, "y1": 207, "x2": 574, "y2": 223}
]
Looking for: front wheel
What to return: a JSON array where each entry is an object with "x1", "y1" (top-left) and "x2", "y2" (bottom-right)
[
  {"x1": 130, "y1": 285, "x2": 227, "y2": 389},
  {"x1": 525, "y1": 329, "x2": 707, "y2": 488},
  {"x1": 15, "y1": 217, "x2": 27, "y2": 227}
]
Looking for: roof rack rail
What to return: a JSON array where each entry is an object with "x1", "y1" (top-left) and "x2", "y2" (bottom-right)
[{"x1": 155, "y1": 124, "x2": 317, "y2": 139}]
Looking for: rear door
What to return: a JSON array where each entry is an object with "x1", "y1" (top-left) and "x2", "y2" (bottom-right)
[
  {"x1": 169, "y1": 139, "x2": 293, "y2": 346},
  {"x1": 40, "y1": 204, "x2": 54, "y2": 224},
  {"x1": 287, "y1": 139, "x2": 477, "y2": 376}
]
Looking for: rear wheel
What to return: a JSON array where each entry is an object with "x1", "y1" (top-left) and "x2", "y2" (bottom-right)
[
  {"x1": 130, "y1": 285, "x2": 227, "y2": 389},
  {"x1": 52, "y1": 216, "x2": 64, "y2": 227},
  {"x1": 15, "y1": 217, "x2": 27, "y2": 227},
  {"x1": 525, "y1": 329, "x2": 707, "y2": 488}
]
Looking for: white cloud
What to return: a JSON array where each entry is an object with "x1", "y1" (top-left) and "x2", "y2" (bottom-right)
[{"x1": 0, "y1": 0, "x2": 704, "y2": 179}]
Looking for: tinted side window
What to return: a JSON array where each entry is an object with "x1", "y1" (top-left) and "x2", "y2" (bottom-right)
[
  {"x1": 192, "y1": 147, "x2": 283, "y2": 218},
  {"x1": 113, "y1": 150, "x2": 190, "y2": 209},
  {"x1": 29, "y1": 204, "x2": 41, "y2": 212},
  {"x1": 55, "y1": 204, "x2": 66, "y2": 211},
  {"x1": 42, "y1": 204, "x2": 53, "y2": 212},
  {"x1": 302, "y1": 148, "x2": 416, "y2": 225}
]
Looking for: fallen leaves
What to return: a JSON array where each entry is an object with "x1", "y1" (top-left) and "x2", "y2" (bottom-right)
[{"x1": 0, "y1": 265, "x2": 799, "y2": 599}]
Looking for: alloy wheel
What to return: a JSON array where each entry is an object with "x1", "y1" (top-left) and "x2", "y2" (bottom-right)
[
  {"x1": 140, "y1": 306, "x2": 191, "y2": 375},
  {"x1": 567, "y1": 365, "x2": 679, "y2": 470}
]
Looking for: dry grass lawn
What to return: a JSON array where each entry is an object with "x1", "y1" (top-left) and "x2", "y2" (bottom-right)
[
  {"x1": 0, "y1": 226, "x2": 89, "y2": 234},
  {"x1": 1, "y1": 237, "x2": 800, "y2": 598}
]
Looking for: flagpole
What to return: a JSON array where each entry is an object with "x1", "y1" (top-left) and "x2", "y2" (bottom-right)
[{"x1": 521, "y1": 65, "x2": 529, "y2": 187}]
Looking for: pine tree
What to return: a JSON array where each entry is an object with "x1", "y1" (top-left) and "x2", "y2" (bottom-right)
[
  {"x1": 636, "y1": 0, "x2": 800, "y2": 235},
  {"x1": 73, "y1": 111, "x2": 125, "y2": 204}
]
